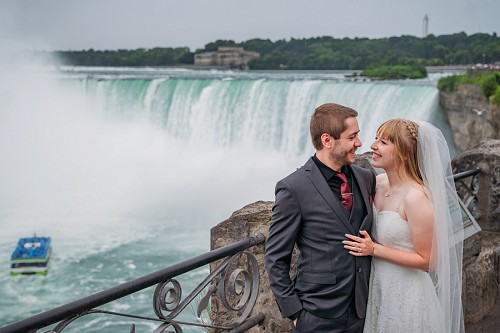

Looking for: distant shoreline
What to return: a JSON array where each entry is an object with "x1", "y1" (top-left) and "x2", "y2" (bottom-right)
[
  {"x1": 425, "y1": 65, "x2": 469, "y2": 72},
  {"x1": 57, "y1": 64, "x2": 470, "y2": 72}
]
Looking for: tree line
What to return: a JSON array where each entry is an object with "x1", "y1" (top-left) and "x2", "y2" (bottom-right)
[{"x1": 51, "y1": 32, "x2": 499, "y2": 70}]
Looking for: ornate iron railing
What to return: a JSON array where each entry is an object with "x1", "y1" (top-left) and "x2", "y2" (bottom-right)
[
  {"x1": 0, "y1": 234, "x2": 266, "y2": 333},
  {"x1": 453, "y1": 167, "x2": 483, "y2": 239},
  {"x1": 453, "y1": 167, "x2": 482, "y2": 219}
]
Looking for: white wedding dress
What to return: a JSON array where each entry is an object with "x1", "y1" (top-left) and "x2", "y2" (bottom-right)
[{"x1": 363, "y1": 210, "x2": 445, "y2": 333}]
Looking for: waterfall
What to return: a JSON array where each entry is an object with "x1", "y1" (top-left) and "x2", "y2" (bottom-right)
[
  {"x1": 0, "y1": 66, "x2": 452, "y2": 226},
  {"x1": 73, "y1": 69, "x2": 447, "y2": 159}
]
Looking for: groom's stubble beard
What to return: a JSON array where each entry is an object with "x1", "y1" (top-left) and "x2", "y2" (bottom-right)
[{"x1": 330, "y1": 140, "x2": 354, "y2": 167}]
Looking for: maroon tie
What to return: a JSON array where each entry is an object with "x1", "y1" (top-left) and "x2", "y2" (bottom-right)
[{"x1": 336, "y1": 172, "x2": 353, "y2": 212}]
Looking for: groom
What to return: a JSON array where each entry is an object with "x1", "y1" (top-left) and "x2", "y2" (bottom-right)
[{"x1": 265, "y1": 103, "x2": 376, "y2": 333}]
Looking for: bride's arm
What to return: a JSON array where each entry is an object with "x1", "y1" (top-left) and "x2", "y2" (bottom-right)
[{"x1": 344, "y1": 189, "x2": 434, "y2": 271}]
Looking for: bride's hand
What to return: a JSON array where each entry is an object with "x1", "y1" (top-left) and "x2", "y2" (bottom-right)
[{"x1": 343, "y1": 230, "x2": 376, "y2": 256}]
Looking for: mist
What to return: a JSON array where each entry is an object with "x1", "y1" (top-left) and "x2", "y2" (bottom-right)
[{"x1": 0, "y1": 56, "x2": 295, "y2": 248}]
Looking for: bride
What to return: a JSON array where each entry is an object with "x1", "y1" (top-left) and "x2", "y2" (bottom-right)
[{"x1": 343, "y1": 119, "x2": 464, "y2": 333}]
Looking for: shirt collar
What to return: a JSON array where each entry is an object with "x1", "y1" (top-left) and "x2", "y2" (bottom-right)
[{"x1": 312, "y1": 154, "x2": 350, "y2": 181}]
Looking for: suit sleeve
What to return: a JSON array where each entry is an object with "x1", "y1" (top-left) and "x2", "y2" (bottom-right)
[{"x1": 265, "y1": 180, "x2": 303, "y2": 318}]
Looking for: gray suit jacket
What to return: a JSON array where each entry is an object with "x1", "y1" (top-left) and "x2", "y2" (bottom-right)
[{"x1": 265, "y1": 157, "x2": 376, "y2": 320}]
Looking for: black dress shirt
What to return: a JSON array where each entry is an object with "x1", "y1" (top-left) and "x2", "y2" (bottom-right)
[{"x1": 312, "y1": 154, "x2": 352, "y2": 202}]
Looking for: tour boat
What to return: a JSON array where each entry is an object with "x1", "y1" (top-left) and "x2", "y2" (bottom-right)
[{"x1": 10, "y1": 236, "x2": 52, "y2": 275}]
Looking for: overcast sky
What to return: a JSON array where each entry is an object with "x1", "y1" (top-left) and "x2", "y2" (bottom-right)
[{"x1": 1, "y1": 0, "x2": 499, "y2": 51}]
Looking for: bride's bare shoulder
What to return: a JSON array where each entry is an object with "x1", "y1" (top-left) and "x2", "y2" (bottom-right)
[{"x1": 405, "y1": 184, "x2": 432, "y2": 207}]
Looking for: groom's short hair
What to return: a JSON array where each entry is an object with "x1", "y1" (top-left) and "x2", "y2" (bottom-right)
[{"x1": 310, "y1": 103, "x2": 358, "y2": 150}]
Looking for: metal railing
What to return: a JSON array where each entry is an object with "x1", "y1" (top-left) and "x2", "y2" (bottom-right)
[{"x1": 0, "y1": 234, "x2": 266, "y2": 333}]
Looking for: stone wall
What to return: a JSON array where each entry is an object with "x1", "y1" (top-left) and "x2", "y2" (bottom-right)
[
  {"x1": 452, "y1": 140, "x2": 500, "y2": 232},
  {"x1": 462, "y1": 231, "x2": 500, "y2": 324}
]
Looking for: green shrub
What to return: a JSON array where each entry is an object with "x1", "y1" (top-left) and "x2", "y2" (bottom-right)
[
  {"x1": 481, "y1": 75, "x2": 498, "y2": 97},
  {"x1": 491, "y1": 86, "x2": 500, "y2": 105},
  {"x1": 437, "y1": 70, "x2": 500, "y2": 106},
  {"x1": 437, "y1": 75, "x2": 462, "y2": 92},
  {"x1": 361, "y1": 65, "x2": 427, "y2": 80}
]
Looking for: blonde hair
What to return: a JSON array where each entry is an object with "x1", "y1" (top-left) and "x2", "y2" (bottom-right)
[{"x1": 376, "y1": 119, "x2": 423, "y2": 186}]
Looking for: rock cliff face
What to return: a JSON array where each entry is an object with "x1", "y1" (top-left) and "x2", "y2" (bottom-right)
[
  {"x1": 440, "y1": 84, "x2": 500, "y2": 152},
  {"x1": 452, "y1": 140, "x2": 500, "y2": 232},
  {"x1": 210, "y1": 200, "x2": 286, "y2": 333}
]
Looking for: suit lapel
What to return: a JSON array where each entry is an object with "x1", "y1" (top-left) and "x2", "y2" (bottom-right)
[
  {"x1": 304, "y1": 158, "x2": 354, "y2": 234},
  {"x1": 349, "y1": 166, "x2": 370, "y2": 211},
  {"x1": 349, "y1": 165, "x2": 372, "y2": 230}
]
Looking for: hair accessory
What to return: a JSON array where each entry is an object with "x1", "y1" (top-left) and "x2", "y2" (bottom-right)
[{"x1": 403, "y1": 120, "x2": 418, "y2": 141}]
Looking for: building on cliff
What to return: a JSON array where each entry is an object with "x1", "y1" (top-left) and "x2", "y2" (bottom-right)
[{"x1": 194, "y1": 47, "x2": 260, "y2": 70}]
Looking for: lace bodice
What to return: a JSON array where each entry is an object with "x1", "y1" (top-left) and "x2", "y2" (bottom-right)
[{"x1": 372, "y1": 211, "x2": 415, "y2": 252}]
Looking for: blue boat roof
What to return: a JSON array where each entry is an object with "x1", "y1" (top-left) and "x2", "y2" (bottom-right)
[{"x1": 11, "y1": 237, "x2": 52, "y2": 260}]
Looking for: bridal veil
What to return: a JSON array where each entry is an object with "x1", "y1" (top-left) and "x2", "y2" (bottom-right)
[{"x1": 417, "y1": 121, "x2": 465, "y2": 333}]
